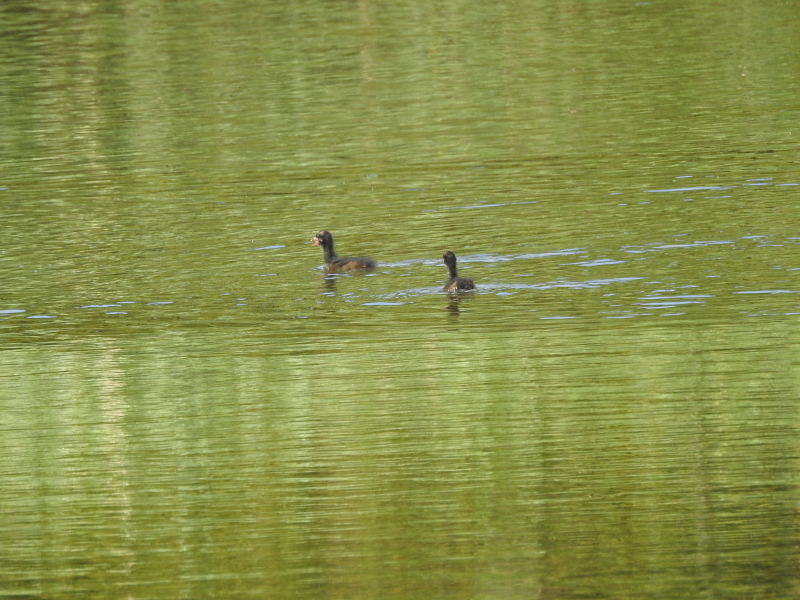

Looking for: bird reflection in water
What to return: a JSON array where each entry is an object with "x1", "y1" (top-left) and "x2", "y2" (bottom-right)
[
  {"x1": 322, "y1": 273, "x2": 337, "y2": 295},
  {"x1": 445, "y1": 292, "x2": 475, "y2": 316}
]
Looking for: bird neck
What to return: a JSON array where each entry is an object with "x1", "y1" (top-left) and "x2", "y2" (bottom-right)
[
  {"x1": 446, "y1": 261, "x2": 458, "y2": 280},
  {"x1": 323, "y1": 241, "x2": 337, "y2": 263}
]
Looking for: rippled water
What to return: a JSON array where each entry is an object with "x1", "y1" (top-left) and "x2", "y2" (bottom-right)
[{"x1": 1, "y1": 1, "x2": 799, "y2": 598}]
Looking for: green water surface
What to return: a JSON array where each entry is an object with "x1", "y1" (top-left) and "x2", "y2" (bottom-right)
[{"x1": 1, "y1": 1, "x2": 799, "y2": 598}]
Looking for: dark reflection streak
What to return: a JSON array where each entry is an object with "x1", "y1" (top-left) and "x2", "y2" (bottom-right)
[
  {"x1": 445, "y1": 291, "x2": 475, "y2": 316},
  {"x1": 447, "y1": 296, "x2": 461, "y2": 316},
  {"x1": 322, "y1": 274, "x2": 337, "y2": 295}
]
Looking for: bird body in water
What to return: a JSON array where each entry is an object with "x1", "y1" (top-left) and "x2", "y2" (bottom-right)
[
  {"x1": 311, "y1": 230, "x2": 376, "y2": 272},
  {"x1": 442, "y1": 251, "x2": 475, "y2": 292}
]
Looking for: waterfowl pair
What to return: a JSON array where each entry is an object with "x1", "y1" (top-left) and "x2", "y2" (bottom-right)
[{"x1": 310, "y1": 230, "x2": 475, "y2": 291}]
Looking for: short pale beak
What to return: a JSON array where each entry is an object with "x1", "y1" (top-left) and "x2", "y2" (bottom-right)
[{"x1": 310, "y1": 236, "x2": 320, "y2": 246}]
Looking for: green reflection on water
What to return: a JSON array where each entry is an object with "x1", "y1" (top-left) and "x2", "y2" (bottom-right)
[{"x1": 2, "y1": 315, "x2": 799, "y2": 599}]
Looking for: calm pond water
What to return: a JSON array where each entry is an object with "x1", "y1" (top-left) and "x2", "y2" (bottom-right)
[{"x1": 1, "y1": 1, "x2": 799, "y2": 598}]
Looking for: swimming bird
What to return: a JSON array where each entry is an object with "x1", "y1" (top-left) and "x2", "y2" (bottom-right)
[
  {"x1": 311, "y1": 230, "x2": 377, "y2": 272},
  {"x1": 442, "y1": 251, "x2": 475, "y2": 292}
]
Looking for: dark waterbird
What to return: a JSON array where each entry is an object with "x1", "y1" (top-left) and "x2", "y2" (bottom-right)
[
  {"x1": 442, "y1": 251, "x2": 475, "y2": 292},
  {"x1": 311, "y1": 230, "x2": 377, "y2": 272}
]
